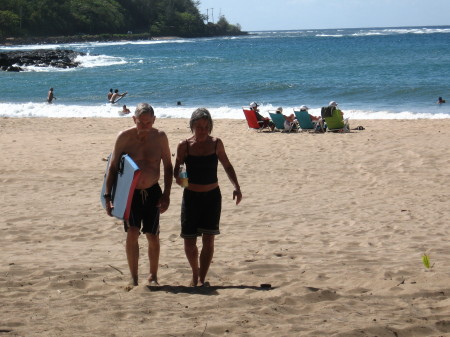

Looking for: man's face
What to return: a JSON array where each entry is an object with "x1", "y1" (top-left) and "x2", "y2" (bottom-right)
[{"x1": 133, "y1": 113, "x2": 155, "y2": 133}]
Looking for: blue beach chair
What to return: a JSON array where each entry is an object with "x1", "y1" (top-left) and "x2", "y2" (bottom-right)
[
  {"x1": 269, "y1": 112, "x2": 295, "y2": 132},
  {"x1": 294, "y1": 110, "x2": 324, "y2": 132}
]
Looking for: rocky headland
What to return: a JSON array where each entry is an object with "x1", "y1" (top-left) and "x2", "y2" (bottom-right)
[{"x1": 0, "y1": 49, "x2": 85, "y2": 72}]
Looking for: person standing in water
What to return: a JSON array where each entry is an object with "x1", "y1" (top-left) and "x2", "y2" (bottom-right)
[{"x1": 47, "y1": 88, "x2": 56, "y2": 103}]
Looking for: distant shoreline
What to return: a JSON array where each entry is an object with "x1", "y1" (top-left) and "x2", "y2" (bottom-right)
[
  {"x1": 0, "y1": 32, "x2": 248, "y2": 46},
  {"x1": 1, "y1": 34, "x2": 173, "y2": 46}
]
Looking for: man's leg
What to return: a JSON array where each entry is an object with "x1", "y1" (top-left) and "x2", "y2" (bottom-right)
[
  {"x1": 199, "y1": 234, "x2": 215, "y2": 286},
  {"x1": 146, "y1": 233, "x2": 160, "y2": 284},
  {"x1": 126, "y1": 226, "x2": 140, "y2": 286},
  {"x1": 184, "y1": 238, "x2": 199, "y2": 286}
]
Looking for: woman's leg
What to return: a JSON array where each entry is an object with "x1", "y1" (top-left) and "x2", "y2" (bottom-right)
[
  {"x1": 184, "y1": 238, "x2": 199, "y2": 286},
  {"x1": 199, "y1": 234, "x2": 215, "y2": 286}
]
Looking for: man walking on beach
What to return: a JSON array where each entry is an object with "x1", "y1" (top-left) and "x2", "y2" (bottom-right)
[{"x1": 104, "y1": 103, "x2": 173, "y2": 286}]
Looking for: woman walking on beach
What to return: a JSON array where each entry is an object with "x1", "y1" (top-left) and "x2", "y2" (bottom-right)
[{"x1": 174, "y1": 108, "x2": 242, "y2": 286}]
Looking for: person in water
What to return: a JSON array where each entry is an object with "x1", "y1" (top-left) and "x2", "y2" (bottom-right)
[
  {"x1": 119, "y1": 105, "x2": 131, "y2": 116},
  {"x1": 110, "y1": 89, "x2": 127, "y2": 103},
  {"x1": 437, "y1": 97, "x2": 446, "y2": 104},
  {"x1": 47, "y1": 88, "x2": 56, "y2": 103},
  {"x1": 174, "y1": 108, "x2": 242, "y2": 287},
  {"x1": 107, "y1": 88, "x2": 113, "y2": 101},
  {"x1": 104, "y1": 103, "x2": 173, "y2": 287}
]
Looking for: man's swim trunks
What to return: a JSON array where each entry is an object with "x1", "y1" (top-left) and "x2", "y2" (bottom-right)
[{"x1": 124, "y1": 184, "x2": 162, "y2": 235}]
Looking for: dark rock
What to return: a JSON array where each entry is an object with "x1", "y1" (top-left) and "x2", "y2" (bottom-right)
[{"x1": 0, "y1": 49, "x2": 86, "y2": 71}]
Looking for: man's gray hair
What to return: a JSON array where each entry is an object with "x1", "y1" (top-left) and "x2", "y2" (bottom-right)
[
  {"x1": 135, "y1": 103, "x2": 154, "y2": 117},
  {"x1": 189, "y1": 108, "x2": 213, "y2": 134}
]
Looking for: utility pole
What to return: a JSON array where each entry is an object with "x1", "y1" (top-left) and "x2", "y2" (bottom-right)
[{"x1": 210, "y1": 8, "x2": 214, "y2": 23}]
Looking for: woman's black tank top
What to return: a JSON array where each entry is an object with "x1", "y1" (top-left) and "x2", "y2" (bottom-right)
[{"x1": 185, "y1": 140, "x2": 219, "y2": 185}]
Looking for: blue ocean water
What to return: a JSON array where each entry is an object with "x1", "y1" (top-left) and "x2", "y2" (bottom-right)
[{"x1": 1, "y1": 26, "x2": 450, "y2": 119}]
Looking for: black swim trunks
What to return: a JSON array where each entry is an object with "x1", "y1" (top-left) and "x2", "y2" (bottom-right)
[
  {"x1": 181, "y1": 187, "x2": 221, "y2": 239},
  {"x1": 124, "y1": 184, "x2": 162, "y2": 235}
]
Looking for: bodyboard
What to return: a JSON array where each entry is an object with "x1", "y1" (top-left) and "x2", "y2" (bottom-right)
[{"x1": 101, "y1": 154, "x2": 141, "y2": 220}]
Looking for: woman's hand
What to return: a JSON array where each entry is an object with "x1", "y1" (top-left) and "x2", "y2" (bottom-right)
[{"x1": 233, "y1": 190, "x2": 242, "y2": 205}]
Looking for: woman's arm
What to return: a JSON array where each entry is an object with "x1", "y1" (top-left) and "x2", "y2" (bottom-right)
[
  {"x1": 216, "y1": 138, "x2": 242, "y2": 205},
  {"x1": 174, "y1": 140, "x2": 187, "y2": 186}
]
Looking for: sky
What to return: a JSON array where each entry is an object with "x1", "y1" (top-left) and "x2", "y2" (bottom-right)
[{"x1": 197, "y1": 0, "x2": 450, "y2": 31}]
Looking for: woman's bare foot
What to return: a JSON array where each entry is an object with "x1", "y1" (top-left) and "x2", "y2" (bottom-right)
[{"x1": 148, "y1": 276, "x2": 159, "y2": 286}]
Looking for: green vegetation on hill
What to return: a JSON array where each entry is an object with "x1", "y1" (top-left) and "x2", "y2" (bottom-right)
[{"x1": 0, "y1": 0, "x2": 245, "y2": 40}]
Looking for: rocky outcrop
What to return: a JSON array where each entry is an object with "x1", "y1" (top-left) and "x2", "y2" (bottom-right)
[{"x1": 0, "y1": 49, "x2": 86, "y2": 71}]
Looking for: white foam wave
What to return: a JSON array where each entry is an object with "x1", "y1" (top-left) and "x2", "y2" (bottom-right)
[
  {"x1": 10, "y1": 53, "x2": 126, "y2": 72},
  {"x1": 75, "y1": 54, "x2": 127, "y2": 68},
  {"x1": 316, "y1": 34, "x2": 343, "y2": 38},
  {"x1": 1, "y1": 103, "x2": 449, "y2": 120},
  {"x1": 0, "y1": 38, "x2": 192, "y2": 51}
]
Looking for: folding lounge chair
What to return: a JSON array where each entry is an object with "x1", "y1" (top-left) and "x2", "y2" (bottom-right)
[
  {"x1": 294, "y1": 110, "x2": 323, "y2": 132},
  {"x1": 321, "y1": 106, "x2": 350, "y2": 132},
  {"x1": 243, "y1": 109, "x2": 271, "y2": 132},
  {"x1": 269, "y1": 112, "x2": 295, "y2": 132}
]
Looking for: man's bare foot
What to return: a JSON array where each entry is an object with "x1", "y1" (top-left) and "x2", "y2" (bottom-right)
[
  {"x1": 189, "y1": 278, "x2": 198, "y2": 287},
  {"x1": 125, "y1": 278, "x2": 138, "y2": 291}
]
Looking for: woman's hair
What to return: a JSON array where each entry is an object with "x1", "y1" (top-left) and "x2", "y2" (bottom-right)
[
  {"x1": 135, "y1": 103, "x2": 154, "y2": 117},
  {"x1": 189, "y1": 108, "x2": 213, "y2": 134}
]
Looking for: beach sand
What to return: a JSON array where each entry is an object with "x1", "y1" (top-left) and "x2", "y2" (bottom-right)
[{"x1": 1, "y1": 117, "x2": 450, "y2": 337}]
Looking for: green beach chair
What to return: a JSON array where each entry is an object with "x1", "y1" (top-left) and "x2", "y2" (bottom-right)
[{"x1": 321, "y1": 107, "x2": 350, "y2": 132}]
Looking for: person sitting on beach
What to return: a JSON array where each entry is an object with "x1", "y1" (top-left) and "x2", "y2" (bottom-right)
[
  {"x1": 322, "y1": 101, "x2": 350, "y2": 131},
  {"x1": 299, "y1": 105, "x2": 320, "y2": 121},
  {"x1": 103, "y1": 103, "x2": 173, "y2": 287},
  {"x1": 110, "y1": 89, "x2": 127, "y2": 103},
  {"x1": 107, "y1": 88, "x2": 113, "y2": 101},
  {"x1": 275, "y1": 107, "x2": 297, "y2": 130},
  {"x1": 47, "y1": 88, "x2": 56, "y2": 104},
  {"x1": 249, "y1": 102, "x2": 275, "y2": 131},
  {"x1": 437, "y1": 97, "x2": 446, "y2": 104},
  {"x1": 299, "y1": 105, "x2": 324, "y2": 131}
]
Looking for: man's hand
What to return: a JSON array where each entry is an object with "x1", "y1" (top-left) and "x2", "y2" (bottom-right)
[
  {"x1": 106, "y1": 199, "x2": 114, "y2": 216},
  {"x1": 158, "y1": 193, "x2": 170, "y2": 214}
]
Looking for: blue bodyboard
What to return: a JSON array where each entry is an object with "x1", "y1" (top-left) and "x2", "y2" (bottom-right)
[{"x1": 101, "y1": 154, "x2": 141, "y2": 220}]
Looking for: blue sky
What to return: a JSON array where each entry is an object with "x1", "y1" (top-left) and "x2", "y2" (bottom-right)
[{"x1": 198, "y1": 0, "x2": 450, "y2": 31}]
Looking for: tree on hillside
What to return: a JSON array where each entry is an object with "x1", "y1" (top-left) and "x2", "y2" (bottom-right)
[
  {"x1": 0, "y1": 0, "x2": 245, "y2": 39},
  {"x1": 0, "y1": 10, "x2": 20, "y2": 37}
]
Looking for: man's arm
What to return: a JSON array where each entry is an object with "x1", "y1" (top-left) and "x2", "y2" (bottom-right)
[
  {"x1": 159, "y1": 131, "x2": 173, "y2": 213},
  {"x1": 104, "y1": 132, "x2": 126, "y2": 216}
]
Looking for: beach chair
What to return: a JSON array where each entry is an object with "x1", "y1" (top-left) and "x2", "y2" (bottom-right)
[
  {"x1": 269, "y1": 112, "x2": 295, "y2": 132},
  {"x1": 321, "y1": 107, "x2": 350, "y2": 132},
  {"x1": 294, "y1": 110, "x2": 324, "y2": 132},
  {"x1": 243, "y1": 109, "x2": 270, "y2": 132}
]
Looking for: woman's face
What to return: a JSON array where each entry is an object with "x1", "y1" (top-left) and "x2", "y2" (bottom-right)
[{"x1": 193, "y1": 118, "x2": 210, "y2": 140}]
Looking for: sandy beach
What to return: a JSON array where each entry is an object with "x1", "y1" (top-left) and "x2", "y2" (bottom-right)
[{"x1": 1, "y1": 117, "x2": 450, "y2": 337}]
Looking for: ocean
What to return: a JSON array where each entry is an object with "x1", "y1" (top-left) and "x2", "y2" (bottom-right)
[{"x1": 1, "y1": 26, "x2": 450, "y2": 119}]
